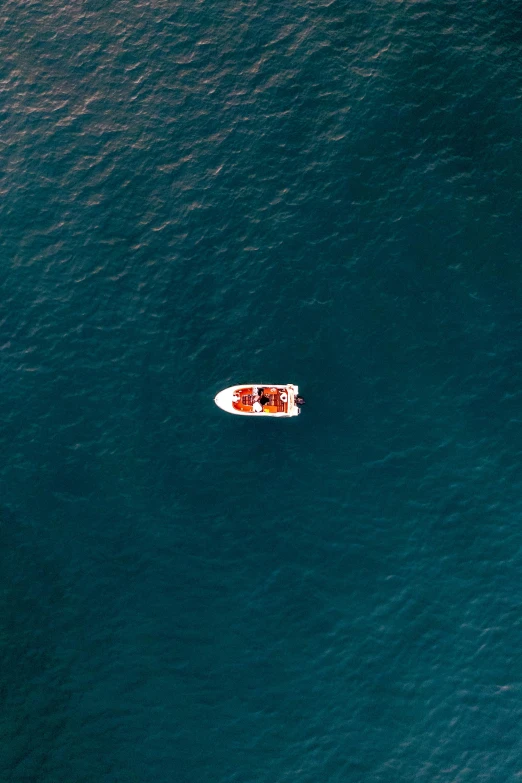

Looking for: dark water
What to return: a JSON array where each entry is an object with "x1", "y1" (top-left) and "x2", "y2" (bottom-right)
[{"x1": 1, "y1": 0, "x2": 522, "y2": 780}]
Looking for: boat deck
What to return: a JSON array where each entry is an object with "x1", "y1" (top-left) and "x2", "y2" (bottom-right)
[{"x1": 233, "y1": 387, "x2": 288, "y2": 414}]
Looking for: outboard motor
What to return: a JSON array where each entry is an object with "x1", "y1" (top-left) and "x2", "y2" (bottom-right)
[{"x1": 296, "y1": 396, "x2": 305, "y2": 406}]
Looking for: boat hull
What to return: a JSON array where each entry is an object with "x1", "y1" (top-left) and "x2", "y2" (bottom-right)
[{"x1": 214, "y1": 384, "x2": 300, "y2": 417}]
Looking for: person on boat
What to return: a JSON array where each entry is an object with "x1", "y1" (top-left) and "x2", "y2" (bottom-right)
[{"x1": 259, "y1": 393, "x2": 270, "y2": 405}]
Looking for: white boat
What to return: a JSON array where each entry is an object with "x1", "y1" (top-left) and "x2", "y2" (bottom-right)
[{"x1": 214, "y1": 384, "x2": 303, "y2": 417}]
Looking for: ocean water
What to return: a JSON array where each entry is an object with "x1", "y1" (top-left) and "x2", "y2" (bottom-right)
[{"x1": 1, "y1": 0, "x2": 522, "y2": 780}]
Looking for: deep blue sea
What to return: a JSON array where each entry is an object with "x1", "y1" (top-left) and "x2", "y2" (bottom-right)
[{"x1": 1, "y1": 0, "x2": 522, "y2": 780}]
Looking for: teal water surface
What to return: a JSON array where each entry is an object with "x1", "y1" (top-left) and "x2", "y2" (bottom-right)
[{"x1": 1, "y1": 0, "x2": 522, "y2": 780}]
